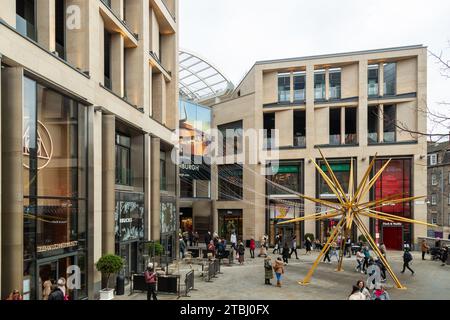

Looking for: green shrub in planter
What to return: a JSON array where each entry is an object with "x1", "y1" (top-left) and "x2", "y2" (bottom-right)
[
  {"x1": 96, "y1": 254, "x2": 125, "y2": 290},
  {"x1": 147, "y1": 242, "x2": 164, "y2": 257},
  {"x1": 304, "y1": 233, "x2": 315, "y2": 242}
]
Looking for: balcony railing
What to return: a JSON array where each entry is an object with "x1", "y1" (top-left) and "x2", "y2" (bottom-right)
[
  {"x1": 314, "y1": 86, "x2": 325, "y2": 100},
  {"x1": 368, "y1": 83, "x2": 379, "y2": 96},
  {"x1": 294, "y1": 90, "x2": 305, "y2": 101},
  {"x1": 345, "y1": 133, "x2": 357, "y2": 145},
  {"x1": 294, "y1": 135, "x2": 306, "y2": 147},
  {"x1": 329, "y1": 86, "x2": 341, "y2": 99},
  {"x1": 329, "y1": 134, "x2": 341, "y2": 145},
  {"x1": 16, "y1": 14, "x2": 36, "y2": 41},
  {"x1": 278, "y1": 91, "x2": 290, "y2": 103},
  {"x1": 368, "y1": 132, "x2": 378, "y2": 144},
  {"x1": 383, "y1": 132, "x2": 396, "y2": 143}
]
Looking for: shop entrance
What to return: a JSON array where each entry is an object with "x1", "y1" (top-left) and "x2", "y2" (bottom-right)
[
  {"x1": 382, "y1": 225, "x2": 403, "y2": 250},
  {"x1": 118, "y1": 242, "x2": 140, "y2": 282},
  {"x1": 274, "y1": 224, "x2": 295, "y2": 246},
  {"x1": 218, "y1": 209, "x2": 243, "y2": 243},
  {"x1": 37, "y1": 254, "x2": 76, "y2": 300},
  {"x1": 180, "y1": 207, "x2": 193, "y2": 233}
]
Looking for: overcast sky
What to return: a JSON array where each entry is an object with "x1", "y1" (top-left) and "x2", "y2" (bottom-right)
[{"x1": 180, "y1": 0, "x2": 450, "y2": 136}]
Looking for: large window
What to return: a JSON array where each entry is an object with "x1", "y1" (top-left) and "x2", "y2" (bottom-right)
[
  {"x1": 278, "y1": 74, "x2": 290, "y2": 102},
  {"x1": 23, "y1": 77, "x2": 87, "y2": 299},
  {"x1": 218, "y1": 121, "x2": 243, "y2": 158},
  {"x1": 267, "y1": 164, "x2": 301, "y2": 195},
  {"x1": 16, "y1": 0, "x2": 36, "y2": 40},
  {"x1": 218, "y1": 164, "x2": 243, "y2": 200},
  {"x1": 383, "y1": 105, "x2": 396, "y2": 143},
  {"x1": 329, "y1": 69, "x2": 341, "y2": 99},
  {"x1": 345, "y1": 108, "x2": 357, "y2": 144},
  {"x1": 263, "y1": 112, "x2": 275, "y2": 149},
  {"x1": 329, "y1": 108, "x2": 341, "y2": 145},
  {"x1": 104, "y1": 30, "x2": 112, "y2": 89},
  {"x1": 368, "y1": 65, "x2": 379, "y2": 96},
  {"x1": 293, "y1": 72, "x2": 306, "y2": 101},
  {"x1": 293, "y1": 110, "x2": 306, "y2": 147},
  {"x1": 368, "y1": 106, "x2": 379, "y2": 143},
  {"x1": 314, "y1": 72, "x2": 326, "y2": 100},
  {"x1": 116, "y1": 133, "x2": 131, "y2": 186},
  {"x1": 318, "y1": 160, "x2": 353, "y2": 198},
  {"x1": 383, "y1": 63, "x2": 396, "y2": 96}
]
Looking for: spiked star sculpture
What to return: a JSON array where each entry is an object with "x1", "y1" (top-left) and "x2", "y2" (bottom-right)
[{"x1": 278, "y1": 150, "x2": 435, "y2": 289}]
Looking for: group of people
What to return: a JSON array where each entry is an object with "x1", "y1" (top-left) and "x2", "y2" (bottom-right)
[
  {"x1": 5, "y1": 277, "x2": 69, "y2": 301},
  {"x1": 421, "y1": 238, "x2": 449, "y2": 266},
  {"x1": 348, "y1": 280, "x2": 390, "y2": 300},
  {"x1": 264, "y1": 256, "x2": 285, "y2": 287}
]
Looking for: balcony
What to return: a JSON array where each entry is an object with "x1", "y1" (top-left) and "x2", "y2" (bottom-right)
[
  {"x1": 294, "y1": 135, "x2": 306, "y2": 147},
  {"x1": 16, "y1": 14, "x2": 36, "y2": 41},
  {"x1": 345, "y1": 133, "x2": 357, "y2": 145},
  {"x1": 329, "y1": 134, "x2": 341, "y2": 146},
  {"x1": 368, "y1": 132, "x2": 378, "y2": 144}
]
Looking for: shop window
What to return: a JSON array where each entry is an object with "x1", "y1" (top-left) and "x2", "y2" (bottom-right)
[
  {"x1": 104, "y1": 30, "x2": 112, "y2": 89},
  {"x1": 218, "y1": 121, "x2": 243, "y2": 158},
  {"x1": 218, "y1": 164, "x2": 243, "y2": 200},
  {"x1": 293, "y1": 72, "x2": 306, "y2": 101},
  {"x1": 318, "y1": 160, "x2": 352, "y2": 198},
  {"x1": 314, "y1": 72, "x2": 326, "y2": 100}
]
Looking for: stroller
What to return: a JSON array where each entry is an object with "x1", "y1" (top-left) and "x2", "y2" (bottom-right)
[{"x1": 430, "y1": 247, "x2": 442, "y2": 261}]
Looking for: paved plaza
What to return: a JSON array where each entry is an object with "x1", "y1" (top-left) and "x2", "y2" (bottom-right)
[{"x1": 116, "y1": 249, "x2": 450, "y2": 300}]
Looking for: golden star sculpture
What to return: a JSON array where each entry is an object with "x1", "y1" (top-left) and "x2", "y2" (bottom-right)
[{"x1": 278, "y1": 150, "x2": 435, "y2": 289}]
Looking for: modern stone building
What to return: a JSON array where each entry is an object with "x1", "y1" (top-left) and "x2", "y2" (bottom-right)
[
  {"x1": 427, "y1": 141, "x2": 450, "y2": 239},
  {"x1": 0, "y1": 0, "x2": 179, "y2": 299},
  {"x1": 210, "y1": 45, "x2": 428, "y2": 251}
]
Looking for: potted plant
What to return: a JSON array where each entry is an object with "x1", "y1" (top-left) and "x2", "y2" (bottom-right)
[{"x1": 96, "y1": 254, "x2": 125, "y2": 300}]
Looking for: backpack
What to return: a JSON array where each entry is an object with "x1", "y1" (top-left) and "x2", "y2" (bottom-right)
[{"x1": 405, "y1": 252, "x2": 413, "y2": 262}]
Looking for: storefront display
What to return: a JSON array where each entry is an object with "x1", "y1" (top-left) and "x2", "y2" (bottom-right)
[{"x1": 22, "y1": 77, "x2": 87, "y2": 300}]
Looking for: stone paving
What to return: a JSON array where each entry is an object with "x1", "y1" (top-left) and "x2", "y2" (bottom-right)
[{"x1": 115, "y1": 249, "x2": 450, "y2": 300}]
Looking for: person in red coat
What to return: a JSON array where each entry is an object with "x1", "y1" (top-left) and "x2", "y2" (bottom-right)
[{"x1": 250, "y1": 238, "x2": 256, "y2": 259}]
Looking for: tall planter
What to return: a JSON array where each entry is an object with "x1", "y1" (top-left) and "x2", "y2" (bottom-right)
[{"x1": 96, "y1": 254, "x2": 125, "y2": 300}]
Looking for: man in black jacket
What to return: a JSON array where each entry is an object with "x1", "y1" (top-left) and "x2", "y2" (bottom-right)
[
  {"x1": 47, "y1": 285, "x2": 65, "y2": 301},
  {"x1": 401, "y1": 248, "x2": 414, "y2": 275}
]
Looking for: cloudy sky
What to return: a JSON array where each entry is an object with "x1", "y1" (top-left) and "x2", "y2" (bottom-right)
[{"x1": 180, "y1": 0, "x2": 450, "y2": 136}]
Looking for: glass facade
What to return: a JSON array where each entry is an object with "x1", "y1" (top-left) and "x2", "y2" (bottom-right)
[
  {"x1": 372, "y1": 158, "x2": 412, "y2": 250},
  {"x1": 278, "y1": 74, "x2": 290, "y2": 102},
  {"x1": 314, "y1": 72, "x2": 325, "y2": 100},
  {"x1": 23, "y1": 77, "x2": 87, "y2": 300},
  {"x1": 179, "y1": 100, "x2": 212, "y2": 198}
]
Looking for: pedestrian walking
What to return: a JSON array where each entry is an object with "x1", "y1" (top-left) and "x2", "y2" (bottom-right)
[
  {"x1": 179, "y1": 237, "x2": 186, "y2": 259},
  {"x1": 362, "y1": 246, "x2": 371, "y2": 272},
  {"x1": 259, "y1": 235, "x2": 268, "y2": 257},
  {"x1": 230, "y1": 231, "x2": 237, "y2": 251},
  {"x1": 273, "y1": 257, "x2": 285, "y2": 287},
  {"x1": 355, "y1": 248, "x2": 364, "y2": 273},
  {"x1": 264, "y1": 256, "x2": 274, "y2": 285},
  {"x1": 250, "y1": 238, "x2": 256, "y2": 259},
  {"x1": 237, "y1": 241, "x2": 245, "y2": 265},
  {"x1": 401, "y1": 248, "x2": 415, "y2": 275},
  {"x1": 421, "y1": 239, "x2": 429, "y2": 260},
  {"x1": 371, "y1": 285, "x2": 390, "y2": 300},
  {"x1": 290, "y1": 235, "x2": 299, "y2": 259},
  {"x1": 345, "y1": 236, "x2": 352, "y2": 258},
  {"x1": 273, "y1": 233, "x2": 281, "y2": 254},
  {"x1": 379, "y1": 242, "x2": 387, "y2": 258},
  {"x1": 330, "y1": 242, "x2": 339, "y2": 261},
  {"x1": 304, "y1": 237, "x2": 312, "y2": 255},
  {"x1": 323, "y1": 244, "x2": 331, "y2": 263},
  {"x1": 348, "y1": 285, "x2": 365, "y2": 300},
  {"x1": 356, "y1": 280, "x2": 371, "y2": 300},
  {"x1": 205, "y1": 231, "x2": 212, "y2": 248},
  {"x1": 144, "y1": 263, "x2": 157, "y2": 301},
  {"x1": 282, "y1": 242, "x2": 290, "y2": 264}
]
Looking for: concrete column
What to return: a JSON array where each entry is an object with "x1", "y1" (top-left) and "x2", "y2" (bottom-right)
[
  {"x1": 151, "y1": 137, "x2": 161, "y2": 241},
  {"x1": 152, "y1": 73, "x2": 166, "y2": 124},
  {"x1": 212, "y1": 200, "x2": 218, "y2": 236},
  {"x1": 88, "y1": 107, "x2": 103, "y2": 299},
  {"x1": 378, "y1": 63, "x2": 384, "y2": 96},
  {"x1": 325, "y1": 68, "x2": 330, "y2": 100},
  {"x1": 378, "y1": 105, "x2": 384, "y2": 143},
  {"x1": 0, "y1": 0, "x2": 16, "y2": 27},
  {"x1": 66, "y1": 0, "x2": 90, "y2": 72},
  {"x1": 304, "y1": 64, "x2": 316, "y2": 237},
  {"x1": 340, "y1": 107, "x2": 345, "y2": 145},
  {"x1": 144, "y1": 135, "x2": 152, "y2": 240},
  {"x1": 102, "y1": 114, "x2": 115, "y2": 255},
  {"x1": 1, "y1": 67, "x2": 24, "y2": 298},
  {"x1": 37, "y1": 0, "x2": 56, "y2": 52},
  {"x1": 358, "y1": 60, "x2": 368, "y2": 147},
  {"x1": 111, "y1": 34, "x2": 124, "y2": 97}
]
